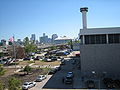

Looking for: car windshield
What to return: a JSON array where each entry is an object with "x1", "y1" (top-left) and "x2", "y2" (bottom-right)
[
  {"x1": 38, "y1": 76, "x2": 42, "y2": 78},
  {"x1": 24, "y1": 83, "x2": 29, "y2": 85}
]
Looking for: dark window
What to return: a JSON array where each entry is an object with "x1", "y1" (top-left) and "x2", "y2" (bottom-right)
[
  {"x1": 90, "y1": 35, "x2": 95, "y2": 44},
  {"x1": 114, "y1": 34, "x2": 119, "y2": 43},
  {"x1": 101, "y1": 35, "x2": 106, "y2": 44},
  {"x1": 85, "y1": 35, "x2": 89, "y2": 44},
  {"x1": 96, "y1": 35, "x2": 100, "y2": 44},
  {"x1": 108, "y1": 34, "x2": 114, "y2": 43}
]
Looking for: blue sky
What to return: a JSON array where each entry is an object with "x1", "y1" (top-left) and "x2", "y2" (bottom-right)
[{"x1": 0, "y1": 0, "x2": 120, "y2": 41}]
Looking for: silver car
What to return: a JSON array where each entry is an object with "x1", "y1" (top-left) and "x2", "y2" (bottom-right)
[
  {"x1": 36, "y1": 75, "x2": 47, "y2": 82},
  {"x1": 22, "y1": 82, "x2": 36, "y2": 90}
]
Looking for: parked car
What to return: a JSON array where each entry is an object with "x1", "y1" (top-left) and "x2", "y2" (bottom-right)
[
  {"x1": 51, "y1": 56, "x2": 57, "y2": 61},
  {"x1": 86, "y1": 80, "x2": 95, "y2": 89},
  {"x1": 22, "y1": 81, "x2": 36, "y2": 90},
  {"x1": 61, "y1": 60, "x2": 65, "y2": 65},
  {"x1": 103, "y1": 78, "x2": 116, "y2": 89},
  {"x1": 48, "y1": 69, "x2": 57, "y2": 75},
  {"x1": 67, "y1": 72, "x2": 74, "y2": 78},
  {"x1": 23, "y1": 57, "x2": 31, "y2": 60},
  {"x1": 64, "y1": 75, "x2": 73, "y2": 84},
  {"x1": 34, "y1": 57, "x2": 39, "y2": 60},
  {"x1": 54, "y1": 66, "x2": 61, "y2": 71},
  {"x1": 36, "y1": 75, "x2": 47, "y2": 82}
]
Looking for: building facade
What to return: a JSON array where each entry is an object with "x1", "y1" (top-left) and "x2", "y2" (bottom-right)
[
  {"x1": 39, "y1": 33, "x2": 49, "y2": 44},
  {"x1": 80, "y1": 7, "x2": 120, "y2": 76},
  {"x1": 30, "y1": 34, "x2": 36, "y2": 42},
  {"x1": 52, "y1": 34, "x2": 58, "y2": 43}
]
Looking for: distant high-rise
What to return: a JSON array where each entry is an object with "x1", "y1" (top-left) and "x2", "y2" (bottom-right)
[
  {"x1": 52, "y1": 34, "x2": 58, "y2": 43},
  {"x1": 1, "y1": 39, "x2": 6, "y2": 46},
  {"x1": 30, "y1": 34, "x2": 36, "y2": 42},
  {"x1": 43, "y1": 33, "x2": 45, "y2": 37},
  {"x1": 39, "y1": 33, "x2": 49, "y2": 44},
  {"x1": 17, "y1": 39, "x2": 23, "y2": 45}
]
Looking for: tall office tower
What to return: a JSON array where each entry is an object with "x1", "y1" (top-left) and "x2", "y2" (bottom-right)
[
  {"x1": 52, "y1": 34, "x2": 58, "y2": 43},
  {"x1": 31, "y1": 34, "x2": 36, "y2": 42}
]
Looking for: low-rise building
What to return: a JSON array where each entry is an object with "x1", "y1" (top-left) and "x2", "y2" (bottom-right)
[{"x1": 54, "y1": 36, "x2": 72, "y2": 45}]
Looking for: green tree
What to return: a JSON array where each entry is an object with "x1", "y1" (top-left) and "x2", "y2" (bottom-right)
[
  {"x1": 23, "y1": 37, "x2": 29, "y2": 45},
  {"x1": 23, "y1": 37, "x2": 37, "y2": 55},
  {"x1": 0, "y1": 82, "x2": 4, "y2": 90},
  {"x1": 68, "y1": 40, "x2": 73, "y2": 49},
  {"x1": 0, "y1": 64, "x2": 5, "y2": 76},
  {"x1": 8, "y1": 77, "x2": 21, "y2": 90},
  {"x1": 50, "y1": 46, "x2": 57, "y2": 50},
  {"x1": 23, "y1": 65, "x2": 32, "y2": 75}
]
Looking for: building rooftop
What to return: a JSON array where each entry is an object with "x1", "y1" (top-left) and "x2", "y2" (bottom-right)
[
  {"x1": 55, "y1": 36, "x2": 72, "y2": 40},
  {"x1": 80, "y1": 27, "x2": 120, "y2": 35}
]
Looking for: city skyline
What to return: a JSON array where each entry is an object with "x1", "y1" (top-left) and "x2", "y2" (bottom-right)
[{"x1": 0, "y1": 0, "x2": 120, "y2": 40}]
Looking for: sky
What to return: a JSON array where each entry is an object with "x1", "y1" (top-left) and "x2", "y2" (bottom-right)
[{"x1": 0, "y1": 0, "x2": 120, "y2": 41}]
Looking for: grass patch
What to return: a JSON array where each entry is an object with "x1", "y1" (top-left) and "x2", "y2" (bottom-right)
[{"x1": 27, "y1": 61, "x2": 35, "y2": 63}]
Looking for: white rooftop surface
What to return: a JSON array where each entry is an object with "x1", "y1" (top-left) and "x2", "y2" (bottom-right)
[
  {"x1": 80, "y1": 27, "x2": 120, "y2": 35},
  {"x1": 55, "y1": 36, "x2": 72, "y2": 40}
]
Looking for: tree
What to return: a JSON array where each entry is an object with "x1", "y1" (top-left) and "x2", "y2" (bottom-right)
[
  {"x1": 23, "y1": 37, "x2": 29, "y2": 45},
  {"x1": 16, "y1": 46, "x2": 25, "y2": 59},
  {"x1": 23, "y1": 65, "x2": 32, "y2": 75},
  {"x1": 68, "y1": 40, "x2": 73, "y2": 49},
  {"x1": 0, "y1": 64, "x2": 5, "y2": 76},
  {"x1": 23, "y1": 37, "x2": 37, "y2": 55},
  {"x1": 50, "y1": 46, "x2": 57, "y2": 50},
  {"x1": 8, "y1": 77, "x2": 21, "y2": 90}
]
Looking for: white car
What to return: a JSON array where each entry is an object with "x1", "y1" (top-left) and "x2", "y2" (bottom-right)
[
  {"x1": 36, "y1": 75, "x2": 47, "y2": 82},
  {"x1": 22, "y1": 82, "x2": 36, "y2": 90}
]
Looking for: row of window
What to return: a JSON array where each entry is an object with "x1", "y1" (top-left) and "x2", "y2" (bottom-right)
[{"x1": 84, "y1": 34, "x2": 120, "y2": 44}]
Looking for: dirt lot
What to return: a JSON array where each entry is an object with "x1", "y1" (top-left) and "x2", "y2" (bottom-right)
[
  {"x1": 18, "y1": 60, "x2": 60, "y2": 66},
  {"x1": 34, "y1": 61, "x2": 60, "y2": 66},
  {"x1": 0, "y1": 68, "x2": 49, "y2": 89}
]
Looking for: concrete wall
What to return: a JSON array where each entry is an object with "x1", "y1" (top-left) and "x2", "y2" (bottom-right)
[{"x1": 80, "y1": 44, "x2": 120, "y2": 75}]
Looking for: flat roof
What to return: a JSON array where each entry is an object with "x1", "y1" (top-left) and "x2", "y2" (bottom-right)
[
  {"x1": 55, "y1": 36, "x2": 72, "y2": 40},
  {"x1": 80, "y1": 27, "x2": 120, "y2": 35}
]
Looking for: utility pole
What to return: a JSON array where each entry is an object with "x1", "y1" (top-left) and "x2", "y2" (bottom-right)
[{"x1": 13, "y1": 35, "x2": 17, "y2": 71}]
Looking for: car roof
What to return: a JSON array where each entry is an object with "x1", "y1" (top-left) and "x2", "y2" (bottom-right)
[{"x1": 68, "y1": 72, "x2": 73, "y2": 74}]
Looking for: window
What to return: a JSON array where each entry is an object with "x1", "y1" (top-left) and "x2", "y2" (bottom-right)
[
  {"x1": 96, "y1": 35, "x2": 100, "y2": 44},
  {"x1": 90, "y1": 35, "x2": 95, "y2": 44},
  {"x1": 114, "y1": 34, "x2": 119, "y2": 43},
  {"x1": 85, "y1": 35, "x2": 90, "y2": 44},
  {"x1": 108, "y1": 34, "x2": 114, "y2": 43},
  {"x1": 108, "y1": 34, "x2": 120, "y2": 44},
  {"x1": 84, "y1": 34, "x2": 107, "y2": 44},
  {"x1": 101, "y1": 35, "x2": 106, "y2": 44}
]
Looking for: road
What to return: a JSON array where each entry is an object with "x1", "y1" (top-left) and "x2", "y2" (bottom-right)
[
  {"x1": 28, "y1": 57, "x2": 81, "y2": 90},
  {"x1": 42, "y1": 57, "x2": 81, "y2": 89},
  {"x1": 30, "y1": 75, "x2": 52, "y2": 90}
]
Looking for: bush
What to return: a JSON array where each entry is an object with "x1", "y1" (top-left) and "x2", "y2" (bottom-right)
[
  {"x1": 0, "y1": 82, "x2": 4, "y2": 90},
  {"x1": 23, "y1": 65, "x2": 32, "y2": 75},
  {"x1": 0, "y1": 64, "x2": 5, "y2": 76},
  {"x1": 8, "y1": 77, "x2": 21, "y2": 90}
]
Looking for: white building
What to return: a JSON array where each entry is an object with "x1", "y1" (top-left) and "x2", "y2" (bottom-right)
[
  {"x1": 80, "y1": 7, "x2": 120, "y2": 76},
  {"x1": 54, "y1": 36, "x2": 72, "y2": 45}
]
